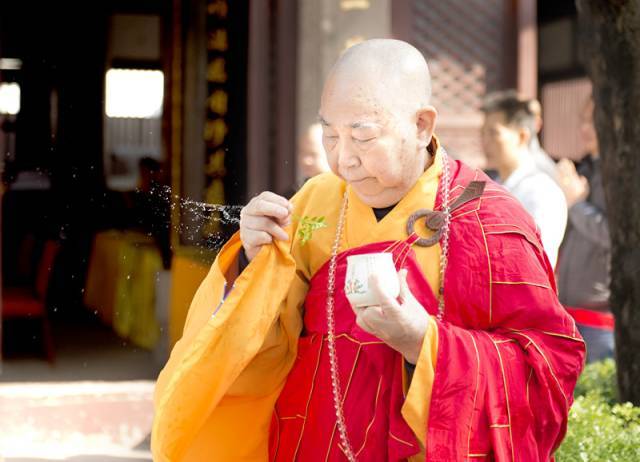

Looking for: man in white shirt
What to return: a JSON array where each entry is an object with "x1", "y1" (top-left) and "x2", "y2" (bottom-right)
[{"x1": 481, "y1": 91, "x2": 567, "y2": 268}]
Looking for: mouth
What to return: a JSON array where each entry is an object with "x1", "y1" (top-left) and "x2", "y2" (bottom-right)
[{"x1": 349, "y1": 177, "x2": 383, "y2": 196}]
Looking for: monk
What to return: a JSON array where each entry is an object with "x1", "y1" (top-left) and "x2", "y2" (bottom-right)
[{"x1": 152, "y1": 39, "x2": 585, "y2": 461}]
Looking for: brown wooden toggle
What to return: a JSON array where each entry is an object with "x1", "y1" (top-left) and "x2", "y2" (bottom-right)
[{"x1": 406, "y1": 181, "x2": 486, "y2": 247}]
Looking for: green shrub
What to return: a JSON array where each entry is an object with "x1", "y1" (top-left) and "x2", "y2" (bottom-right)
[
  {"x1": 574, "y1": 358, "x2": 618, "y2": 405},
  {"x1": 556, "y1": 392, "x2": 640, "y2": 461},
  {"x1": 555, "y1": 359, "x2": 640, "y2": 461}
]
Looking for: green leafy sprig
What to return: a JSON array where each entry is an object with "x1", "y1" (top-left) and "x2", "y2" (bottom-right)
[{"x1": 295, "y1": 215, "x2": 327, "y2": 245}]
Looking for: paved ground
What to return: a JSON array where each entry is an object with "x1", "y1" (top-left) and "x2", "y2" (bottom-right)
[
  {"x1": 0, "y1": 381, "x2": 154, "y2": 461},
  {"x1": 0, "y1": 309, "x2": 162, "y2": 461}
]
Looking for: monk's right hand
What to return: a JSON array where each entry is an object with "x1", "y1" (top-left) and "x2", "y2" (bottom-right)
[{"x1": 240, "y1": 191, "x2": 293, "y2": 261}]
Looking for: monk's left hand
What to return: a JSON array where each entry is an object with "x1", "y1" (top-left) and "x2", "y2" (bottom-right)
[{"x1": 350, "y1": 269, "x2": 430, "y2": 364}]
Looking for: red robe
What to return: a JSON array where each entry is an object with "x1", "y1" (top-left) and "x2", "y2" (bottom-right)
[
  {"x1": 424, "y1": 159, "x2": 584, "y2": 460},
  {"x1": 151, "y1": 151, "x2": 585, "y2": 461},
  {"x1": 270, "y1": 158, "x2": 585, "y2": 461}
]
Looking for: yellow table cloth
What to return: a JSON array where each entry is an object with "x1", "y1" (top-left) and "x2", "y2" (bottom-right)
[{"x1": 84, "y1": 230, "x2": 162, "y2": 349}]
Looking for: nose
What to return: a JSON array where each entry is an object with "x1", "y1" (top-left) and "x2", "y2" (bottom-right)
[{"x1": 336, "y1": 139, "x2": 360, "y2": 170}]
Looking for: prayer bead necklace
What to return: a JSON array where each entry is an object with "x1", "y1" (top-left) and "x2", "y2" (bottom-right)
[
  {"x1": 325, "y1": 150, "x2": 452, "y2": 461},
  {"x1": 325, "y1": 188, "x2": 352, "y2": 460},
  {"x1": 437, "y1": 149, "x2": 452, "y2": 320}
]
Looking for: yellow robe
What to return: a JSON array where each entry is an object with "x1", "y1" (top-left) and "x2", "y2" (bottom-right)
[{"x1": 152, "y1": 149, "x2": 445, "y2": 461}]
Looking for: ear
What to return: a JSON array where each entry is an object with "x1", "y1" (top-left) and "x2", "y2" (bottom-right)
[
  {"x1": 518, "y1": 126, "x2": 532, "y2": 147},
  {"x1": 415, "y1": 106, "x2": 437, "y2": 150}
]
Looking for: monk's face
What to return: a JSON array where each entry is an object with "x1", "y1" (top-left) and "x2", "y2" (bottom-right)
[{"x1": 319, "y1": 76, "x2": 435, "y2": 208}]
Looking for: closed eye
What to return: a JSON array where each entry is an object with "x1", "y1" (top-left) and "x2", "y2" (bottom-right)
[{"x1": 354, "y1": 137, "x2": 375, "y2": 144}]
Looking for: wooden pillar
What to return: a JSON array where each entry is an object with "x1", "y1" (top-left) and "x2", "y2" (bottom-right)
[
  {"x1": 247, "y1": 1, "x2": 299, "y2": 197},
  {"x1": 274, "y1": 0, "x2": 298, "y2": 197},
  {"x1": 391, "y1": 0, "x2": 412, "y2": 42},
  {"x1": 167, "y1": 0, "x2": 184, "y2": 250},
  {"x1": 246, "y1": 0, "x2": 271, "y2": 197},
  {"x1": 517, "y1": 0, "x2": 538, "y2": 98}
]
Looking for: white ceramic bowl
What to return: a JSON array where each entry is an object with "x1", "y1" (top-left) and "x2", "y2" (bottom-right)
[{"x1": 344, "y1": 252, "x2": 400, "y2": 307}]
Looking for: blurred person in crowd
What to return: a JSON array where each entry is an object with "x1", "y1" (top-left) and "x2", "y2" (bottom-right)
[
  {"x1": 527, "y1": 97, "x2": 560, "y2": 183},
  {"x1": 283, "y1": 123, "x2": 331, "y2": 198},
  {"x1": 556, "y1": 97, "x2": 613, "y2": 363},
  {"x1": 481, "y1": 91, "x2": 567, "y2": 267},
  {"x1": 299, "y1": 123, "x2": 331, "y2": 180}
]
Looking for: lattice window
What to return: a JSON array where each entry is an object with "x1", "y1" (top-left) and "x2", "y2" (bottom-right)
[
  {"x1": 412, "y1": 0, "x2": 508, "y2": 112},
  {"x1": 409, "y1": 0, "x2": 510, "y2": 166}
]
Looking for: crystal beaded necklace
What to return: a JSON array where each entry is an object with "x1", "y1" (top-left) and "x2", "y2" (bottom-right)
[{"x1": 325, "y1": 150, "x2": 452, "y2": 461}]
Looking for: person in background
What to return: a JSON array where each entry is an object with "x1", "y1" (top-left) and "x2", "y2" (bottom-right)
[
  {"x1": 299, "y1": 122, "x2": 331, "y2": 180},
  {"x1": 528, "y1": 97, "x2": 560, "y2": 183},
  {"x1": 282, "y1": 123, "x2": 331, "y2": 198},
  {"x1": 556, "y1": 97, "x2": 614, "y2": 363},
  {"x1": 481, "y1": 91, "x2": 567, "y2": 268}
]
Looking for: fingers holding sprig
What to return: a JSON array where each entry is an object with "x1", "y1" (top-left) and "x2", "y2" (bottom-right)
[
  {"x1": 248, "y1": 192, "x2": 293, "y2": 225},
  {"x1": 240, "y1": 192, "x2": 294, "y2": 261}
]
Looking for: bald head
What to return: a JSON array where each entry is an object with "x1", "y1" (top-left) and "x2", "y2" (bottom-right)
[
  {"x1": 323, "y1": 39, "x2": 432, "y2": 117},
  {"x1": 318, "y1": 39, "x2": 438, "y2": 208}
]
